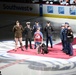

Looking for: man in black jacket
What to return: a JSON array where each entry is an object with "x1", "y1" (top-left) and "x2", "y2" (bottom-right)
[
  {"x1": 24, "y1": 22, "x2": 33, "y2": 50},
  {"x1": 44, "y1": 21, "x2": 54, "y2": 48},
  {"x1": 66, "y1": 26, "x2": 73, "y2": 56}
]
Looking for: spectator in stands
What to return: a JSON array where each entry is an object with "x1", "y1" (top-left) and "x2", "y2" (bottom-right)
[
  {"x1": 70, "y1": 0, "x2": 76, "y2": 4},
  {"x1": 13, "y1": 20, "x2": 24, "y2": 51},
  {"x1": 73, "y1": 0, "x2": 76, "y2": 4},
  {"x1": 65, "y1": 0, "x2": 69, "y2": 5},
  {"x1": 59, "y1": 0, "x2": 63, "y2": 4},
  {"x1": 60, "y1": 0, "x2": 70, "y2": 5},
  {"x1": 70, "y1": 0, "x2": 74, "y2": 4}
]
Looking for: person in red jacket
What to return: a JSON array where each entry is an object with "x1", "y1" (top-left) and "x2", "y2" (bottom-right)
[{"x1": 34, "y1": 27, "x2": 43, "y2": 53}]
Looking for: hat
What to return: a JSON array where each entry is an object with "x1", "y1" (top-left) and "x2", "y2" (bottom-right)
[
  {"x1": 65, "y1": 22, "x2": 69, "y2": 25},
  {"x1": 26, "y1": 22, "x2": 30, "y2": 25},
  {"x1": 35, "y1": 21, "x2": 39, "y2": 23},
  {"x1": 47, "y1": 21, "x2": 50, "y2": 23}
]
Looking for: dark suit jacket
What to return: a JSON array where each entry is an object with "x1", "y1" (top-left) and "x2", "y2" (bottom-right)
[
  {"x1": 24, "y1": 26, "x2": 32, "y2": 39},
  {"x1": 67, "y1": 29, "x2": 74, "y2": 43}
]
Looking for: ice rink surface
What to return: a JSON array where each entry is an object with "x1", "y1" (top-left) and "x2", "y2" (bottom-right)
[{"x1": 0, "y1": 14, "x2": 76, "y2": 75}]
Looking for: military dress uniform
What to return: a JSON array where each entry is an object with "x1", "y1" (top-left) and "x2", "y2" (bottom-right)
[
  {"x1": 24, "y1": 24, "x2": 33, "y2": 49},
  {"x1": 66, "y1": 29, "x2": 73, "y2": 56}
]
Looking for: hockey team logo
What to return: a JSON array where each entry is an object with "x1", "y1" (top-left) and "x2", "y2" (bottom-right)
[{"x1": 35, "y1": 33, "x2": 40, "y2": 39}]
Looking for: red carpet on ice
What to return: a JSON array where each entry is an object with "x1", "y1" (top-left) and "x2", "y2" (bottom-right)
[{"x1": 7, "y1": 38, "x2": 76, "y2": 59}]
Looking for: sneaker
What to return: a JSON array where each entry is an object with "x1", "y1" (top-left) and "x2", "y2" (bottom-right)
[
  {"x1": 21, "y1": 48, "x2": 24, "y2": 51},
  {"x1": 34, "y1": 47, "x2": 36, "y2": 49},
  {"x1": 30, "y1": 47, "x2": 33, "y2": 49},
  {"x1": 51, "y1": 46, "x2": 53, "y2": 48},
  {"x1": 26, "y1": 48, "x2": 28, "y2": 50}
]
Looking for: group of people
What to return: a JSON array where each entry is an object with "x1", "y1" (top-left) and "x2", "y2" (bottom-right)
[
  {"x1": 13, "y1": 20, "x2": 54, "y2": 53},
  {"x1": 13, "y1": 20, "x2": 74, "y2": 56},
  {"x1": 60, "y1": 22, "x2": 74, "y2": 56},
  {"x1": 59, "y1": 0, "x2": 76, "y2": 5}
]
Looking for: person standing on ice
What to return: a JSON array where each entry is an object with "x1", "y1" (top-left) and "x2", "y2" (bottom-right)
[
  {"x1": 44, "y1": 21, "x2": 54, "y2": 48},
  {"x1": 33, "y1": 21, "x2": 42, "y2": 49},
  {"x1": 13, "y1": 20, "x2": 24, "y2": 51},
  {"x1": 34, "y1": 27, "x2": 43, "y2": 53},
  {"x1": 24, "y1": 22, "x2": 33, "y2": 50}
]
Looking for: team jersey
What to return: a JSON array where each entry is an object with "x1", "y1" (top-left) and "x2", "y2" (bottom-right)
[{"x1": 34, "y1": 32, "x2": 43, "y2": 42}]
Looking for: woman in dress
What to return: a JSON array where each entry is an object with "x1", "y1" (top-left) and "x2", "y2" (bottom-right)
[{"x1": 13, "y1": 20, "x2": 24, "y2": 51}]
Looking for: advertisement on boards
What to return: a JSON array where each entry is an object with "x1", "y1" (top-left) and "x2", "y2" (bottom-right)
[
  {"x1": 70, "y1": 6, "x2": 76, "y2": 15},
  {"x1": 58, "y1": 7, "x2": 64, "y2": 14},
  {"x1": 47, "y1": 6, "x2": 53, "y2": 13},
  {"x1": 0, "y1": 2, "x2": 39, "y2": 14}
]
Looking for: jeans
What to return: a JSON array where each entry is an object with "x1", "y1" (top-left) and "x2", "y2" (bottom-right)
[
  {"x1": 67, "y1": 42, "x2": 73, "y2": 55},
  {"x1": 46, "y1": 36, "x2": 53, "y2": 47}
]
